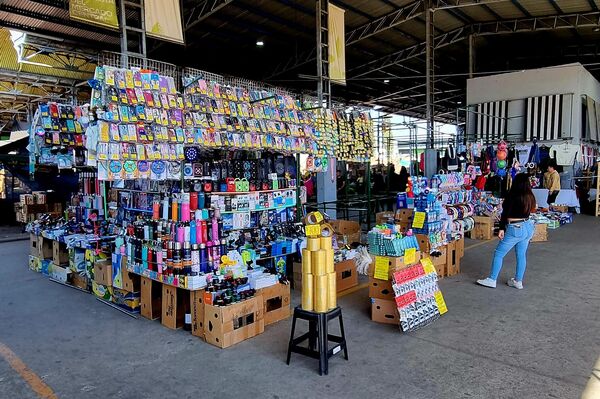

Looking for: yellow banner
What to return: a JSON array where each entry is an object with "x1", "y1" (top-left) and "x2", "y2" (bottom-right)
[
  {"x1": 69, "y1": 0, "x2": 118, "y2": 29},
  {"x1": 328, "y1": 4, "x2": 346, "y2": 85},
  {"x1": 145, "y1": 0, "x2": 184, "y2": 43}
]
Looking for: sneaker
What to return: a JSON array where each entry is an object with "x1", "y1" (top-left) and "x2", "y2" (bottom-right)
[
  {"x1": 507, "y1": 278, "x2": 523, "y2": 289},
  {"x1": 476, "y1": 278, "x2": 497, "y2": 288}
]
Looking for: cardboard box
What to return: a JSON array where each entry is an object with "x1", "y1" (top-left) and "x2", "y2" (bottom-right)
[
  {"x1": 37, "y1": 236, "x2": 53, "y2": 259},
  {"x1": 473, "y1": 216, "x2": 494, "y2": 240},
  {"x1": 369, "y1": 277, "x2": 395, "y2": 301},
  {"x1": 112, "y1": 288, "x2": 141, "y2": 312},
  {"x1": 92, "y1": 281, "x2": 112, "y2": 301},
  {"x1": 376, "y1": 211, "x2": 395, "y2": 224},
  {"x1": 396, "y1": 209, "x2": 414, "y2": 223},
  {"x1": 551, "y1": 205, "x2": 568, "y2": 213},
  {"x1": 293, "y1": 270, "x2": 302, "y2": 291},
  {"x1": 456, "y1": 237, "x2": 465, "y2": 259},
  {"x1": 329, "y1": 220, "x2": 361, "y2": 244},
  {"x1": 72, "y1": 273, "x2": 89, "y2": 290},
  {"x1": 93, "y1": 260, "x2": 112, "y2": 286},
  {"x1": 29, "y1": 234, "x2": 39, "y2": 257},
  {"x1": 336, "y1": 259, "x2": 358, "y2": 292},
  {"x1": 52, "y1": 241, "x2": 69, "y2": 265},
  {"x1": 69, "y1": 248, "x2": 86, "y2": 272},
  {"x1": 446, "y1": 241, "x2": 461, "y2": 276},
  {"x1": 28, "y1": 255, "x2": 41, "y2": 272},
  {"x1": 141, "y1": 276, "x2": 161, "y2": 320},
  {"x1": 191, "y1": 290, "x2": 206, "y2": 339},
  {"x1": 161, "y1": 284, "x2": 186, "y2": 330},
  {"x1": 259, "y1": 283, "x2": 291, "y2": 326},
  {"x1": 204, "y1": 295, "x2": 265, "y2": 348},
  {"x1": 371, "y1": 298, "x2": 399, "y2": 325},
  {"x1": 112, "y1": 254, "x2": 140, "y2": 291},
  {"x1": 416, "y1": 234, "x2": 431, "y2": 253},
  {"x1": 48, "y1": 263, "x2": 71, "y2": 283},
  {"x1": 531, "y1": 223, "x2": 548, "y2": 242},
  {"x1": 368, "y1": 251, "x2": 422, "y2": 280}
]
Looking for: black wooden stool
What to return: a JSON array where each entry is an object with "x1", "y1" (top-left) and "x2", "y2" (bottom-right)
[{"x1": 286, "y1": 305, "x2": 348, "y2": 375}]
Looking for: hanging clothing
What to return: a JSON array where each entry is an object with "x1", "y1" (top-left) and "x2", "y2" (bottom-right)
[
  {"x1": 549, "y1": 143, "x2": 579, "y2": 166},
  {"x1": 444, "y1": 144, "x2": 459, "y2": 171},
  {"x1": 527, "y1": 142, "x2": 541, "y2": 165},
  {"x1": 515, "y1": 144, "x2": 531, "y2": 165}
]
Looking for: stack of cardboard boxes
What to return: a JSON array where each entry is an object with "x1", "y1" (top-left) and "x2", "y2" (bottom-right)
[
  {"x1": 15, "y1": 192, "x2": 63, "y2": 223},
  {"x1": 369, "y1": 251, "x2": 422, "y2": 325},
  {"x1": 416, "y1": 234, "x2": 465, "y2": 278}
]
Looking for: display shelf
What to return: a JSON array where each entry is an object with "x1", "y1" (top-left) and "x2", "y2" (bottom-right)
[
  {"x1": 211, "y1": 188, "x2": 295, "y2": 195},
  {"x1": 220, "y1": 203, "x2": 295, "y2": 214},
  {"x1": 122, "y1": 207, "x2": 154, "y2": 213}
]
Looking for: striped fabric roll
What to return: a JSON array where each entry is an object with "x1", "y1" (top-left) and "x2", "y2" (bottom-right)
[{"x1": 524, "y1": 94, "x2": 564, "y2": 141}]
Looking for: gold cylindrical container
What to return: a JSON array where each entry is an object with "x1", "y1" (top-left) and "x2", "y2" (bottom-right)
[
  {"x1": 320, "y1": 235, "x2": 333, "y2": 250},
  {"x1": 324, "y1": 248, "x2": 334, "y2": 274},
  {"x1": 327, "y1": 272, "x2": 337, "y2": 310},
  {"x1": 306, "y1": 237, "x2": 320, "y2": 251},
  {"x1": 311, "y1": 249, "x2": 327, "y2": 276},
  {"x1": 314, "y1": 274, "x2": 328, "y2": 312},
  {"x1": 301, "y1": 273, "x2": 314, "y2": 311},
  {"x1": 301, "y1": 248, "x2": 312, "y2": 274}
]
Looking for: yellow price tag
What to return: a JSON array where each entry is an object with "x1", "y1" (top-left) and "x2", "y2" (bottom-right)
[
  {"x1": 421, "y1": 257, "x2": 436, "y2": 275},
  {"x1": 305, "y1": 224, "x2": 322, "y2": 237},
  {"x1": 434, "y1": 291, "x2": 448, "y2": 315},
  {"x1": 404, "y1": 248, "x2": 416, "y2": 265},
  {"x1": 412, "y1": 211, "x2": 426, "y2": 229},
  {"x1": 373, "y1": 256, "x2": 389, "y2": 280},
  {"x1": 313, "y1": 211, "x2": 323, "y2": 223}
]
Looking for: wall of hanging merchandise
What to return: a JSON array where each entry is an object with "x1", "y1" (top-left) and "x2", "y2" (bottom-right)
[{"x1": 31, "y1": 102, "x2": 90, "y2": 169}]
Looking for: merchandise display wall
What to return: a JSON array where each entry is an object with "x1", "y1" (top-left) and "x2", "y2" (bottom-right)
[{"x1": 24, "y1": 62, "x2": 376, "y2": 350}]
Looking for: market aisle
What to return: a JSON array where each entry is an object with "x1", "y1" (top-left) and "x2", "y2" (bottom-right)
[{"x1": 0, "y1": 216, "x2": 599, "y2": 399}]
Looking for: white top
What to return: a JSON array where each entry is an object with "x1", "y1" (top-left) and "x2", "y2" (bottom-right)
[{"x1": 550, "y1": 143, "x2": 579, "y2": 166}]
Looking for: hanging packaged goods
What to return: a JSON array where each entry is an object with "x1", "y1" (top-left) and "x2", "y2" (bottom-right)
[{"x1": 81, "y1": 65, "x2": 372, "y2": 179}]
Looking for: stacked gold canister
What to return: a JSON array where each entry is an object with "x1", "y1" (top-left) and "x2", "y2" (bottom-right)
[{"x1": 301, "y1": 212, "x2": 336, "y2": 312}]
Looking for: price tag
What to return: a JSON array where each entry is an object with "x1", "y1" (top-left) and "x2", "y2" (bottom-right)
[
  {"x1": 412, "y1": 211, "x2": 426, "y2": 229},
  {"x1": 373, "y1": 256, "x2": 389, "y2": 280},
  {"x1": 421, "y1": 257, "x2": 436, "y2": 275},
  {"x1": 312, "y1": 211, "x2": 323, "y2": 223},
  {"x1": 305, "y1": 224, "x2": 322, "y2": 237},
  {"x1": 404, "y1": 248, "x2": 416, "y2": 264},
  {"x1": 434, "y1": 291, "x2": 448, "y2": 315}
]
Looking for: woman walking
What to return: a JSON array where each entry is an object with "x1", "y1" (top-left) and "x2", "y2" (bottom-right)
[{"x1": 477, "y1": 173, "x2": 537, "y2": 289}]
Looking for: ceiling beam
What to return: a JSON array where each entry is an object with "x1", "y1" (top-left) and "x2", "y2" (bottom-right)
[
  {"x1": 185, "y1": 0, "x2": 235, "y2": 30},
  {"x1": 266, "y1": 0, "x2": 424, "y2": 79},
  {"x1": 349, "y1": 11, "x2": 600, "y2": 78}
]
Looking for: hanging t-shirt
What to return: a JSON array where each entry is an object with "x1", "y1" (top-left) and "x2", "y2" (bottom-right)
[
  {"x1": 550, "y1": 143, "x2": 579, "y2": 166},
  {"x1": 515, "y1": 144, "x2": 531, "y2": 165}
]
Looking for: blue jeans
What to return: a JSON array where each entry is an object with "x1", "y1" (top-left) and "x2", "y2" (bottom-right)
[{"x1": 489, "y1": 220, "x2": 535, "y2": 282}]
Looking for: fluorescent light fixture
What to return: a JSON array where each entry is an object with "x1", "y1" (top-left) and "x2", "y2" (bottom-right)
[
  {"x1": 256, "y1": 40, "x2": 264, "y2": 46},
  {"x1": 457, "y1": 101, "x2": 462, "y2": 104},
  {"x1": 383, "y1": 79, "x2": 390, "y2": 83},
  {"x1": 373, "y1": 105, "x2": 383, "y2": 110}
]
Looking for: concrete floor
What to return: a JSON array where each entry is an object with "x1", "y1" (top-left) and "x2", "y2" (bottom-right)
[{"x1": 0, "y1": 216, "x2": 599, "y2": 399}]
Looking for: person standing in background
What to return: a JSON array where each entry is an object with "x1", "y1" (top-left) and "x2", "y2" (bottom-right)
[
  {"x1": 398, "y1": 166, "x2": 409, "y2": 193},
  {"x1": 477, "y1": 173, "x2": 537, "y2": 290},
  {"x1": 544, "y1": 163, "x2": 561, "y2": 205}
]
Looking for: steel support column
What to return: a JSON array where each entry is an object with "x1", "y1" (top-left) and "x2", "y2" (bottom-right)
[
  {"x1": 425, "y1": 0, "x2": 434, "y2": 149},
  {"x1": 316, "y1": 0, "x2": 331, "y2": 107},
  {"x1": 468, "y1": 33, "x2": 475, "y2": 79}
]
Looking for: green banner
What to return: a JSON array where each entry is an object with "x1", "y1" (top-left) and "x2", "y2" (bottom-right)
[{"x1": 69, "y1": 0, "x2": 119, "y2": 29}]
